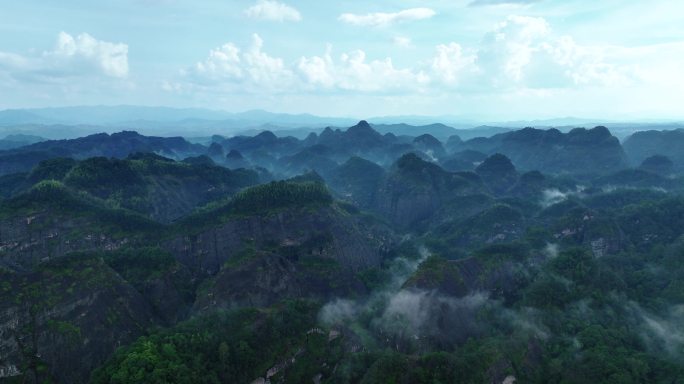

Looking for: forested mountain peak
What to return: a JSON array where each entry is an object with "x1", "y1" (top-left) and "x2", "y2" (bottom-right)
[{"x1": 2, "y1": 122, "x2": 684, "y2": 383}]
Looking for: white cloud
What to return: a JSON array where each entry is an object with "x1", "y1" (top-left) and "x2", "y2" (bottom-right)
[
  {"x1": 242, "y1": 34, "x2": 292, "y2": 86},
  {"x1": 244, "y1": 0, "x2": 301, "y2": 22},
  {"x1": 176, "y1": 14, "x2": 661, "y2": 100},
  {"x1": 336, "y1": 50, "x2": 427, "y2": 92},
  {"x1": 188, "y1": 33, "x2": 294, "y2": 91},
  {"x1": 472, "y1": 15, "x2": 633, "y2": 89},
  {"x1": 298, "y1": 48, "x2": 428, "y2": 92},
  {"x1": 315, "y1": 14, "x2": 634, "y2": 92},
  {"x1": 477, "y1": 15, "x2": 551, "y2": 85},
  {"x1": 48, "y1": 32, "x2": 129, "y2": 78},
  {"x1": 185, "y1": 35, "x2": 427, "y2": 94},
  {"x1": 0, "y1": 32, "x2": 128, "y2": 81},
  {"x1": 540, "y1": 30, "x2": 632, "y2": 88},
  {"x1": 431, "y1": 43, "x2": 478, "y2": 84},
  {"x1": 339, "y1": 8, "x2": 435, "y2": 27},
  {"x1": 296, "y1": 46, "x2": 336, "y2": 88},
  {"x1": 194, "y1": 43, "x2": 242, "y2": 80}
]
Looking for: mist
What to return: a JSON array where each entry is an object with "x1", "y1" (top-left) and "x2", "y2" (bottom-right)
[{"x1": 540, "y1": 187, "x2": 585, "y2": 208}]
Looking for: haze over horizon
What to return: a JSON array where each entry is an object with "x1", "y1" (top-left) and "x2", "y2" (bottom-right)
[{"x1": 1, "y1": 0, "x2": 683, "y2": 120}]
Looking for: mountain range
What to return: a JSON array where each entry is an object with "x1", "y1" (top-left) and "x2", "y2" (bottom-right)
[
  {"x1": 2, "y1": 106, "x2": 683, "y2": 140},
  {"x1": 2, "y1": 118, "x2": 684, "y2": 383}
]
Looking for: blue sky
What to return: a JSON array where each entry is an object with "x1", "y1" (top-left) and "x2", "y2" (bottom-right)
[{"x1": 0, "y1": 0, "x2": 683, "y2": 120}]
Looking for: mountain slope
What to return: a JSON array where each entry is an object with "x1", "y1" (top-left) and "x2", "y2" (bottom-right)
[
  {"x1": 458, "y1": 126, "x2": 627, "y2": 174},
  {"x1": 623, "y1": 129, "x2": 684, "y2": 170},
  {"x1": 0, "y1": 131, "x2": 206, "y2": 176}
]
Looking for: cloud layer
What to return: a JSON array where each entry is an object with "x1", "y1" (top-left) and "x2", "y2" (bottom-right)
[{"x1": 177, "y1": 14, "x2": 635, "y2": 96}]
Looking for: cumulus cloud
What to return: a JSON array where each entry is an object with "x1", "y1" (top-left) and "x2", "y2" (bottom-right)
[
  {"x1": 175, "y1": 15, "x2": 642, "y2": 97},
  {"x1": 244, "y1": 0, "x2": 301, "y2": 22},
  {"x1": 295, "y1": 47, "x2": 336, "y2": 88},
  {"x1": 430, "y1": 15, "x2": 629, "y2": 90},
  {"x1": 49, "y1": 32, "x2": 129, "y2": 78},
  {"x1": 431, "y1": 43, "x2": 478, "y2": 85},
  {"x1": 189, "y1": 33, "x2": 294, "y2": 91},
  {"x1": 477, "y1": 15, "x2": 551, "y2": 85},
  {"x1": 0, "y1": 31, "x2": 128, "y2": 81},
  {"x1": 339, "y1": 8, "x2": 435, "y2": 27},
  {"x1": 184, "y1": 35, "x2": 427, "y2": 94},
  {"x1": 298, "y1": 48, "x2": 428, "y2": 92},
  {"x1": 194, "y1": 43, "x2": 242, "y2": 80},
  {"x1": 474, "y1": 15, "x2": 632, "y2": 89}
]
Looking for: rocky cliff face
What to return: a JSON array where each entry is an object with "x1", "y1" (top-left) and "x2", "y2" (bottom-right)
[
  {"x1": 326, "y1": 156, "x2": 386, "y2": 209},
  {"x1": 0, "y1": 212, "x2": 133, "y2": 271},
  {"x1": 373, "y1": 153, "x2": 485, "y2": 228},
  {"x1": 193, "y1": 251, "x2": 366, "y2": 311},
  {"x1": 2, "y1": 155, "x2": 261, "y2": 224},
  {"x1": 0, "y1": 169, "x2": 403, "y2": 383},
  {"x1": 162, "y1": 203, "x2": 396, "y2": 314},
  {"x1": 0, "y1": 257, "x2": 157, "y2": 383},
  {"x1": 450, "y1": 204, "x2": 526, "y2": 250},
  {"x1": 164, "y1": 205, "x2": 394, "y2": 275},
  {"x1": 546, "y1": 207, "x2": 626, "y2": 257},
  {"x1": 140, "y1": 173, "x2": 258, "y2": 223}
]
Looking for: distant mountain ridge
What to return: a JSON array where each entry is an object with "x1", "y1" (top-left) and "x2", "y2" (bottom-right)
[
  {"x1": 623, "y1": 129, "x2": 684, "y2": 170},
  {"x1": 0, "y1": 106, "x2": 358, "y2": 129},
  {"x1": 0, "y1": 131, "x2": 206, "y2": 176},
  {"x1": 0, "y1": 121, "x2": 632, "y2": 179},
  {"x1": 455, "y1": 126, "x2": 628, "y2": 174},
  {"x1": 3, "y1": 105, "x2": 680, "y2": 140}
]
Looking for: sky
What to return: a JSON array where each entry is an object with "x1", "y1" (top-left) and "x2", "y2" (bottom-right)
[{"x1": 0, "y1": 0, "x2": 683, "y2": 120}]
